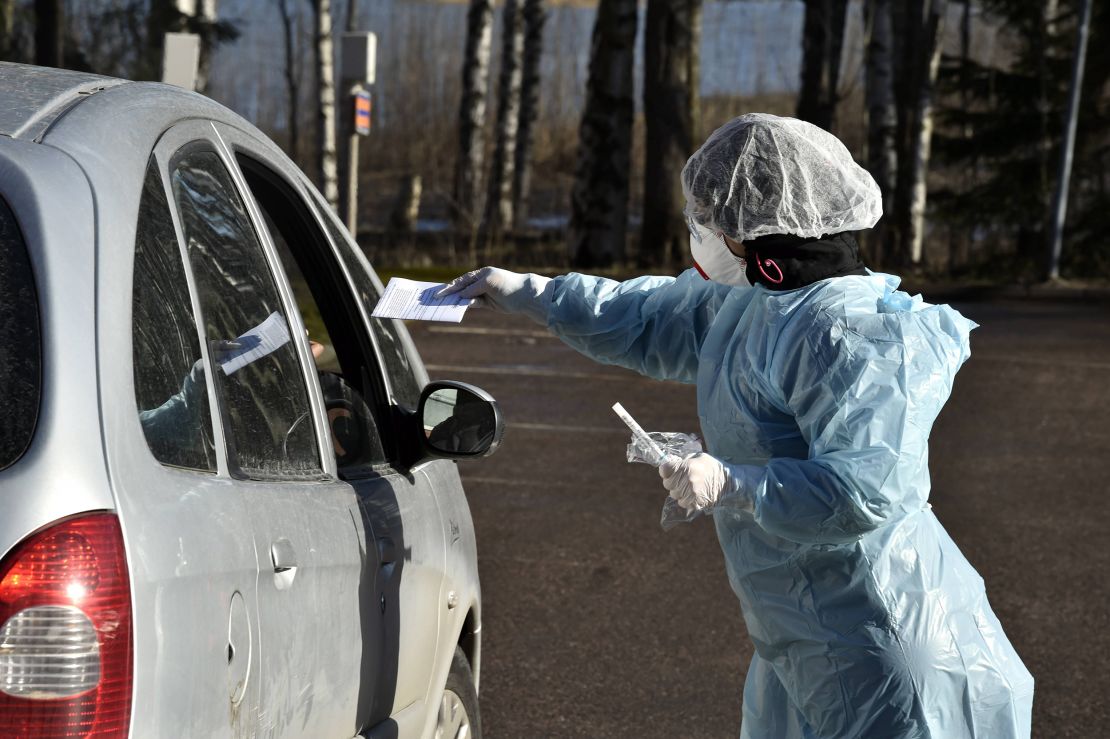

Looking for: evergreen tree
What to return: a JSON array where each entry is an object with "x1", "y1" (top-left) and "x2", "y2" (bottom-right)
[{"x1": 932, "y1": 0, "x2": 1110, "y2": 278}]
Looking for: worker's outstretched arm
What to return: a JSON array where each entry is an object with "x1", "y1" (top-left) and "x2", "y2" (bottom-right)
[{"x1": 441, "y1": 267, "x2": 732, "y2": 384}]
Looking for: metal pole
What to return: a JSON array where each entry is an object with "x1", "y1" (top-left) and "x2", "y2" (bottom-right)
[
  {"x1": 344, "y1": 6, "x2": 361, "y2": 236},
  {"x1": 1047, "y1": 0, "x2": 1092, "y2": 280},
  {"x1": 343, "y1": 82, "x2": 364, "y2": 235}
]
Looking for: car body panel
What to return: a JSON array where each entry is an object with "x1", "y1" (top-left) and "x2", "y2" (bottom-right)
[
  {"x1": 0, "y1": 62, "x2": 124, "y2": 141},
  {"x1": 0, "y1": 63, "x2": 483, "y2": 738},
  {"x1": 0, "y1": 138, "x2": 115, "y2": 555},
  {"x1": 84, "y1": 116, "x2": 272, "y2": 738},
  {"x1": 212, "y1": 118, "x2": 457, "y2": 726}
]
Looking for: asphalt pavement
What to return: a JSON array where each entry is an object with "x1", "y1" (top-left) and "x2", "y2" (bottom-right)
[{"x1": 407, "y1": 290, "x2": 1110, "y2": 738}]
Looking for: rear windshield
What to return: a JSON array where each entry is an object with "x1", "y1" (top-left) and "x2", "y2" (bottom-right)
[{"x1": 0, "y1": 195, "x2": 41, "y2": 470}]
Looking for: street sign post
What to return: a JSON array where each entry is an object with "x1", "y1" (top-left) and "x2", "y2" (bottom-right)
[{"x1": 339, "y1": 32, "x2": 378, "y2": 235}]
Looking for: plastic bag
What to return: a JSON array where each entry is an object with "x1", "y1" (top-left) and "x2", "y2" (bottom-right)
[{"x1": 626, "y1": 431, "x2": 710, "y2": 530}]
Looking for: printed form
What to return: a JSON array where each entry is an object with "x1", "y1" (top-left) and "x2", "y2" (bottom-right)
[
  {"x1": 371, "y1": 277, "x2": 472, "y2": 323},
  {"x1": 218, "y1": 311, "x2": 292, "y2": 375}
]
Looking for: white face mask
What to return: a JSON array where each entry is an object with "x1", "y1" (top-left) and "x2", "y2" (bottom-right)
[{"x1": 688, "y1": 222, "x2": 749, "y2": 287}]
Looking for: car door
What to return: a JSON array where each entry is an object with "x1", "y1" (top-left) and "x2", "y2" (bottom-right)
[
  {"x1": 307, "y1": 190, "x2": 456, "y2": 737},
  {"x1": 214, "y1": 121, "x2": 450, "y2": 735},
  {"x1": 106, "y1": 121, "x2": 264, "y2": 738},
  {"x1": 161, "y1": 129, "x2": 370, "y2": 737}
]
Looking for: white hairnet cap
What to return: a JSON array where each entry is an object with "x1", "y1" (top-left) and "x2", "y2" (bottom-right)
[{"x1": 681, "y1": 113, "x2": 882, "y2": 242}]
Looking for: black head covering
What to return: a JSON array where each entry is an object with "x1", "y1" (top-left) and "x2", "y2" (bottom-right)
[{"x1": 743, "y1": 231, "x2": 868, "y2": 291}]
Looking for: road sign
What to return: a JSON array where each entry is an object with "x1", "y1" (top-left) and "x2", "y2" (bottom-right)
[
  {"x1": 162, "y1": 33, "x2": 200, "y2": 91},
  {"x1": 341, "y1": 32, "x2": 377, "y2": 85},
  {"x1": 354, "y1": 91, "x2": 371, "y2": 136}
]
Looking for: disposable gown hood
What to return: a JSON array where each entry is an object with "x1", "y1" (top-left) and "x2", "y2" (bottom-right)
[{"x1": 682, "y1": 113, "x2": 882, "y2": 242}]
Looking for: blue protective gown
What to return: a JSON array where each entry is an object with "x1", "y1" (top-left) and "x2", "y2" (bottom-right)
[{"x1": 544, "y1": 269, "x2": 1034, "y2": 738}]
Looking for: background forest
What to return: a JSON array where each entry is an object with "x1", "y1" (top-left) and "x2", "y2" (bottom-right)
[{"x1": 3, "y1": 0, "x2": 1108, "y2": 283}]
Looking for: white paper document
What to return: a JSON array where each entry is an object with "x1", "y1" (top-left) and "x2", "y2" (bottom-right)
[
  {"x1": 371, "y1": 277, "x2": 472, "y2": 323},
  {"x1": 218, "y1": 311, "x2": 291, "y2": 375}
]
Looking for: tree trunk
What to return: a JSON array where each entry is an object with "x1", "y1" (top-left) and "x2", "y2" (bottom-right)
[
  {"x1": 194, "y1": 0, "x2": 218, "y2": 94},
  {"x1": 390, "y1": 175, "x2": 423, "y2": 236},
  {"x1": 481, "y1": 0, "x2": 525, "y2": 254},
  {"x1": 796, "y1": 0, "x2": 849, "y2": 132},
  {"x1": 640, "y1": 0, "x2": 701, "y2": 269},
  {"x1": 864, "y1": 0, "x2": 897, "y2": 267},
  {"x1": 960, "y1": 0, "x2": 971, "y2": 126},
  {"x1": 952, "y1": 0, "x2": 972, "y2": 271},
  {"x1": 345, "y1": 0, "x2": 357, "y2": 31},
  {"x1": 311, "y1": 0, "x2": 339, "y2": 210},
  {"x1": 511, "y1": 0, "x2": 546, "y2": 231},
  {"x1": 33, "y1": 0, "x2": 62, "y2": 68},
  {"x1": 567, "y1": 0, "x2": 638, "y2": 268},
  {"x1": 889, "y1": 0, "x2": 924, "y2": 268},
  {"x1": 1, "y1": 0, "x2": 15, "y2": 61},
  {"x1": 141, "y1": 0, "x2": 181, "y2": 81},
  {"x1": 1037, "y1": 0, "x2": 1060, "y2": 228},
  {"x1": 276, "y1": 0, "x2": 300, "y2": 159},
  {"x1": 907, "y1": 0, "x2": 945, "y2": 266},
  {"x1": 453, "y1": 0, "x2": 495, "y2": 256}
]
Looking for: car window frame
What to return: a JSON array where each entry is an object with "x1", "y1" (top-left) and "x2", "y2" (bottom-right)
[
  {"x1": 230, "y1": 150, "x2": 396, "y2": 475},
  {"x1": 146, "y1": 121, "x2": 334, "y2": 481},
  {"x1": 130, "y1": 153, "x2": 219, "y2": 473},
  {"x1": 210, "y1": 121, "x2": 420, "y2": 471},
  {"x1": 308, "y1": 189, "x2": 428, "y2": 410},
  {"x1": 300, "y1": 182, "x2": 431, "y2": 408}
]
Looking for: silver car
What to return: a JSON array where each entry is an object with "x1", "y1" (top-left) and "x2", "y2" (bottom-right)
[{"x1": 0, "y1": 62, "x2": 498, "y2": 739}]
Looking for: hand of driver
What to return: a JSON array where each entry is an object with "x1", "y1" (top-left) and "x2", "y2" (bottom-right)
[{"x1": 659, "y1": 452, "x2": 729, "y2": 512}]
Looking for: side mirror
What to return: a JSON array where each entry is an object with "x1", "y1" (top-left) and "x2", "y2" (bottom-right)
[{"x1": 418, "y1": 381, "x2": 504, "y2": 460}]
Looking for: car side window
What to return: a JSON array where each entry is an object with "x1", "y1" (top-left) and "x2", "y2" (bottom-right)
[
  {"x1": 132, "y1": 158, "x2": 216, "y2": 471},
  {"x1": 315, "y1": 210, "x2": 425, "y2": 410},
  {"x1": 170, "y1": 147, "x2": 321, "y2": 480},
  {"x1": 0, "y1": 193, "x2": 41, "y2": 471},
  {"x1": 235, "y1": 155, "x2": 389, "y2": 471}
]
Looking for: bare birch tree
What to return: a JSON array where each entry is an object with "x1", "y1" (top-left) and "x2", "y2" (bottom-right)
[
  {"x1": 481, "y1": 0, "x2": 525, "y2": 252},
  {"x1": 454, "y1": 0, "x2": 494, "y2": 250},
  {"x1": 796, "y1": 0, "x2": 849, "y2": 132},
  {"x1": 568, "y1": 0, "x2": 638, "y2": 268},
  {"x1": 310, "y1": 0, "x2": 339, "y2": 210},
  {"x1": 865, "y1": 0, "x2": 897, "y2": 266},
  {"x1": 511, "y1": 0, "x2": 547, "y2": 231},
  {"x1": 640, "y1": 0, "x2": 701, "y2": 268},
  {"x1": 906, "y1": 0, "x2": 945, "y2": 265}
]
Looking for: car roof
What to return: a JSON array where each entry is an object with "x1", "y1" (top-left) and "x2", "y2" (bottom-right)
[{"x1": 0, "y1": 62, "x2": 127, "y2": 141}]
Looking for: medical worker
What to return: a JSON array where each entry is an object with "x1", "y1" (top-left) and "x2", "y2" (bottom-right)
[{"x1": 439, "y1": 113, "x2": 1034, "y2": 737}]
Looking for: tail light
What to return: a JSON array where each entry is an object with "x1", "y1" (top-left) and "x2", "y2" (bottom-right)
[{"x1": 0, "y1": 513, "x2": 133, "y2": 738}]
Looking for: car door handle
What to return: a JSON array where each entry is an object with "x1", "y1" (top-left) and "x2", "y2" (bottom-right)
[
  {"x1": 271, "y1": 539, "x2": 297, "y2": 573},
  {"x1": 378, "y1": 537, "x2": 396, "y2": 566}
]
